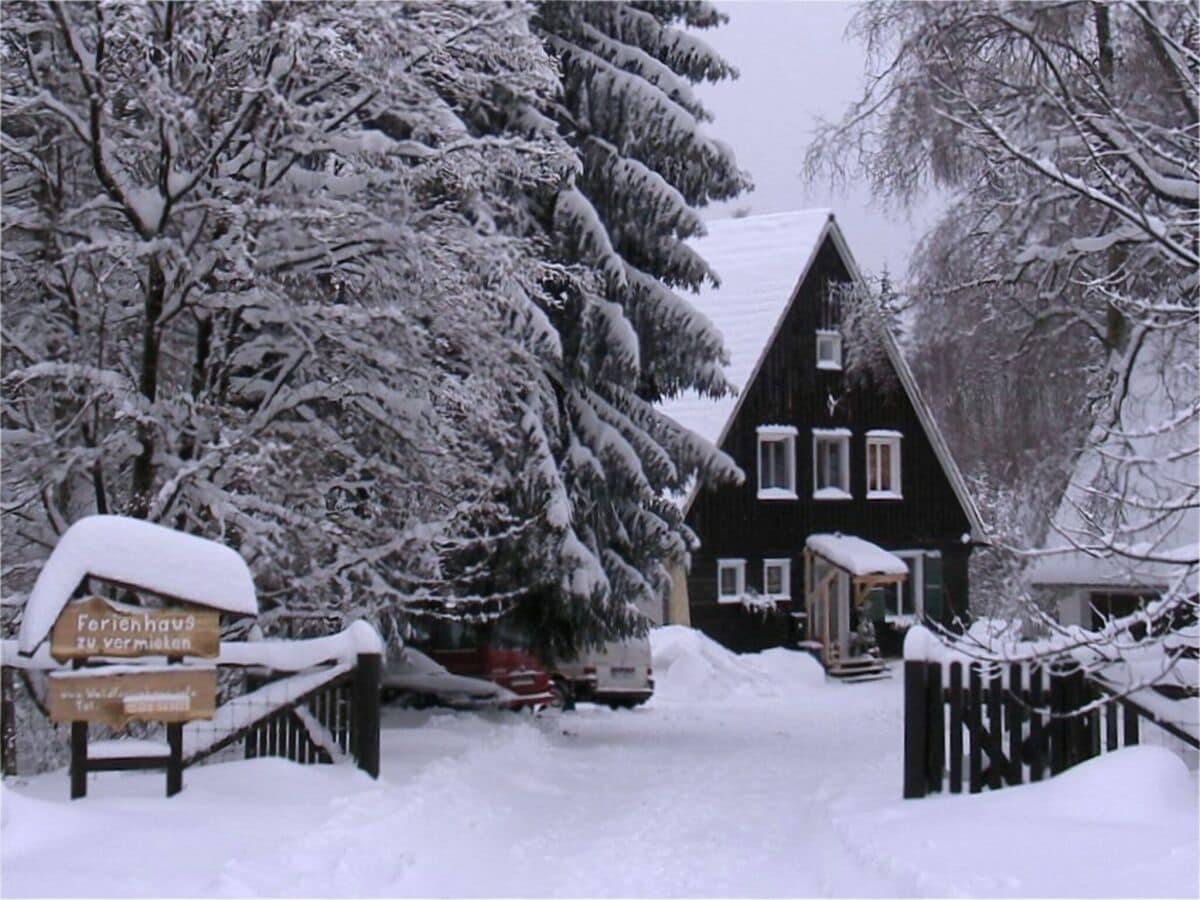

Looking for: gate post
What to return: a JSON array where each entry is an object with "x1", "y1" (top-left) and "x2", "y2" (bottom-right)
[
  {"x1": 904, "y1": 660, "x2": 929, "y2": 799},
  {"x1": 353, "y1": 652, "x2": 381, "y2": 778},
  {"x1": 1, "y1": 667, "x2": 16, "y2": 776}
]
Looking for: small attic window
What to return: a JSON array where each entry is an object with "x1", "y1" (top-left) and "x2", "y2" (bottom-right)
[{"x1": 816, "y1": 330, "x2": 842, "y2": 371}]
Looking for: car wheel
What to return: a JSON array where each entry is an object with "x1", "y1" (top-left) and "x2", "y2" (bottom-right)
[{"x1": 549, "y1": 677, "x2": 575, "y2": 712}]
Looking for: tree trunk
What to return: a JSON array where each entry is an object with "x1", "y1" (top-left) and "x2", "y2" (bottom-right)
[{"x1": 130, "y1": 256, "x2": 166, "y2": 518}]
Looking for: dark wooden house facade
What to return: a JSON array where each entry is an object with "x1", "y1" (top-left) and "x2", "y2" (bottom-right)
[{"x1": 660, "y1": 211, "x2": 983, "y2": 669}]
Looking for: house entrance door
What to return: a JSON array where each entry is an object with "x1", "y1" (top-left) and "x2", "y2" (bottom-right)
[{"x1": 834, "y1": 571, "x2": 850, "y2": 660}]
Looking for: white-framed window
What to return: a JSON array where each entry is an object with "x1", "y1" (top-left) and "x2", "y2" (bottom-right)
[
  {"x1": 756, "y1": 425, "x2": 797, "y2": 499},
  {"x1": 866, "y1": 431, "x2": 903, "y2": 499},
  {"x1": 763, "y1": 558, "x2": 791, "y2": 600},
  {"x1": 813, "y1": 428, "x2": 851, "y2": 499},
  {"x1": 872, "y1": 550, "x2": 942, "y2": 624},
  {"x1": 816, "y1": 329, "x2": 842, "y2": 371},
  {"x1": 717, "y1": 558, "x2": 746, "y2": 603}
]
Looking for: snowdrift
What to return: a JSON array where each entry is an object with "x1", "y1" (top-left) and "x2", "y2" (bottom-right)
[
  {"x1": 834, "y1": 745, "x2": 1199, "y2": 897},
  {"x1": 650, "y1": 625, "x2": 824, "y2": 702}
]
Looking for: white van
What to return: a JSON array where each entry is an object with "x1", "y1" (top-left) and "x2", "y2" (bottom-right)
[{"x1": 555, "y1": 635, "x2": 654, "y2": 709}]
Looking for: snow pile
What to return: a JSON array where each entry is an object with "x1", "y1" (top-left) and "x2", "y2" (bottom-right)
[
  {"x1": 750, "y1": 646, "x2": 827, "y2": 689},
  {"x1": 18, "y1": 515, "x2": 258, "y2": 655},
  {"x1": 833, "y1": 746, "x2": 1199, "y2": 897},
  {"x1": 1034, "y1": 745, "x2": 1196, "y2": 825},
  {"x1": 650, "y1": 625, "x2": 824, "y2": 702}
]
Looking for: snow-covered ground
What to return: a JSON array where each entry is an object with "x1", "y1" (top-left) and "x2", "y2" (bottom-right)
[{"x1": 3, "y1": 626, "x2": 1197, "y2": 897}]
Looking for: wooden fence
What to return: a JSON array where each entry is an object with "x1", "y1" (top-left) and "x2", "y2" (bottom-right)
[
  {"x1": 0, "y1": 643, "x2": 381, "y2": 787},
  {"x1": 904, "y1": 658, "x2": 1199, "y2": 799}
]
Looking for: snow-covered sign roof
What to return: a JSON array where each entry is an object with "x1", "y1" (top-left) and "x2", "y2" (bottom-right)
[
  {"x1": 806, "y1": 534, "x2": 909, "y2": 578},
  {"x1": 657, "y1": 210, "x2": 985, "y2": 538},
  {"x1": 17, "y1": 515, "x2": 259, "y2": 655}
]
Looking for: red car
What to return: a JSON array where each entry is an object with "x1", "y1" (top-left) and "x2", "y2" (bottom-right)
[{"x1": 417, "y1": 618, "x2": 560, "y2": 710}]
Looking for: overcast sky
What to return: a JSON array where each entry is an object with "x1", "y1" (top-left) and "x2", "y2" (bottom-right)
[{"x1": 694, "y1": 1, "x2": 943, "y2": 278}]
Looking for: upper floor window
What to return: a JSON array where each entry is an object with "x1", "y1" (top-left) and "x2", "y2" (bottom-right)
[
  {"x1": 816, "y1": 329, "x2": 842, "y2": 371},
  {"x1": 813, "y1": 428, "x2": 851, "y2": 499},
  {"x1": 757, "y1": 425, "x2": 797, "y2": 499},
  {"x1": 866, "y1": 431, "x2": 903, "y2": 499},
  {"x1": 717, "y1": 558, "x2": 746, "y2": 603}
]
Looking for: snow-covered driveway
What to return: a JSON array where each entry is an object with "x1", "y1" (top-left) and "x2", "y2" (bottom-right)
[{"x1": 3, "y1": 628, "x2": 1197, "y2": 897}]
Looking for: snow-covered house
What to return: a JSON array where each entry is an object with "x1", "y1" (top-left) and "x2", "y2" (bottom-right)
[
  {"x1": 1028, "y1": 328, "x2": 1198, "y2": 629},
  {"x1": 659, "y1": 211, "x2": 984, "y2": 674}
]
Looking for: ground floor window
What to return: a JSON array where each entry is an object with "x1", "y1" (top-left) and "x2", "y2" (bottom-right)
[
  {"x1": 869, "y1": 550, "x2": 943, "y2": 625},
  {"x1": 763, "y1": 558, "x2": 791, "y2": 600},
  {"x1": 1088, "y1": 591, "x2": 1155, "y2": 633},
  {"x1": 718, "y1": 558, "x2": 746, "y2": 603}
]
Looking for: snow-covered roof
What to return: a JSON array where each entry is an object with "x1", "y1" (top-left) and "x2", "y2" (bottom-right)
[
  {"x1": 659, "y1": 209, "x2": 833, "y2": 445},
  {"x1": 17, "y1": 515, "x2": 259, "y2": 655},
  {"x1": 1029, "y1": 328, "x2": 1198, "y2": 593},
  {"x1": 658, "y1": 210, "x2": 985, "y2": 538},
  {"x1": 1026, "y1": 546, "x2": 1190, "y2": 590},
  {"x1": 806, "y1": 534, "x2": 909, "y2": 577}
]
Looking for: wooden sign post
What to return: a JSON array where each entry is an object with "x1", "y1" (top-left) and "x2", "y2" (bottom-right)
[{"x1": 47, "y1": 596, "x2": 222, "y2": 799}]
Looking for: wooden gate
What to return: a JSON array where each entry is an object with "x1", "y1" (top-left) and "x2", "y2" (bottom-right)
[{"x1": 903, "y1": 656, "x2": 1198, "y2": 799}]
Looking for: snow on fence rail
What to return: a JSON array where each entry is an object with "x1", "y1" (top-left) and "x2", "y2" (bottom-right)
[
  {"x1": 1, "y1": 624, "x2": 382, "y2": 780},
  {"x1": 902, "y1": 626, "x2": 1198, "y2": 800}
]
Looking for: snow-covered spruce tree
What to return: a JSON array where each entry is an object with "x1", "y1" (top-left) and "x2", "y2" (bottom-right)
[
  {"x1": 491, "y1": 1, "x2": 749, "y2": 660},
  {"x1": 807, "y1": 2, "x2": 1198, "y2": 671},
  {"x1": 1, "y1": 3, "x2": 575, "y2": 645}
]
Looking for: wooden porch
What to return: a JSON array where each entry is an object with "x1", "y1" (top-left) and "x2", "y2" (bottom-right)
[{"x1": 802, "y1": 535, "x2": 909, "y2": 681}]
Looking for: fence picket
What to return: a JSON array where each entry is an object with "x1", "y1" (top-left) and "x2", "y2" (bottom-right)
[
  {"x1": 1050, "y1": 668, "x2": 1067, "y2": 775},
  {"x1": 1029, "y1": 666, "x2": 1045, "y2": 782},
  {"x1": 1007, "y1": 662, "x2": 1023, "y2": 786},
  {"x1": 968, "y1": 665, "x2": 983, "y2": 794},
  {"x1": 948, "y1": 663, "x2": 963, "y2": 794},
  {"x1": 926, "y1": 662, "x2": 944, "y2": 793},
  {"x1": 1123, "y1": 703, "x2": 1140, "y2": 745},
  {"x1": 1105, "y1": 701, "x2": 1119, "y2": 752},
  {"x1": 987, "y1": 668, "x2": 1003, "y2": 790}
]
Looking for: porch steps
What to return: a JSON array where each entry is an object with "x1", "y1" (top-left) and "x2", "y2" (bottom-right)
[
  {"x1": 825, "y1": 654, "x2": 890, "y2": 682},
  {"x1": 834, "y1": 667, "x2": 892, "y2": 684}
]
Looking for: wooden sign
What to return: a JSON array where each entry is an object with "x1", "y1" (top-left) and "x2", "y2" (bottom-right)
[
  {"x1": 50, "y1": 596, "x2": 220, "y2": 662},
  {"x1": 48, "y1": 666, "x2": 217, "y2": 730}
]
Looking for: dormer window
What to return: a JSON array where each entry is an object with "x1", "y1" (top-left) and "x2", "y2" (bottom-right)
[
  {"x1": 757, "y1": 425, "x2": 797, "y2": 500},
  {"x1": 816, "y1": 330, "x2": 842, "y2": 371},
  {"x1": 867, "y1": 431, "x2": 903, "y2": 499}
]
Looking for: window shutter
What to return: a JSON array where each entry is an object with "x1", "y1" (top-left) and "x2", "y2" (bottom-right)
[{"x1": 924, "y1": 554, "x2": 943, "y2": 624}]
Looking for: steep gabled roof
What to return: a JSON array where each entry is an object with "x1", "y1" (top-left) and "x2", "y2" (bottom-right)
[{"x1": 659, "y1": 209, "x2": 984, "y2": 538}]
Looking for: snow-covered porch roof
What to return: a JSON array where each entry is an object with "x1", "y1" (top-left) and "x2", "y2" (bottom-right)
[
  {"x1": 805, "y1": 533, "x2": 908, "y2": 580},
  {"x1": 17, "y1": 515, "x2": 259, "y2": 655}
]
